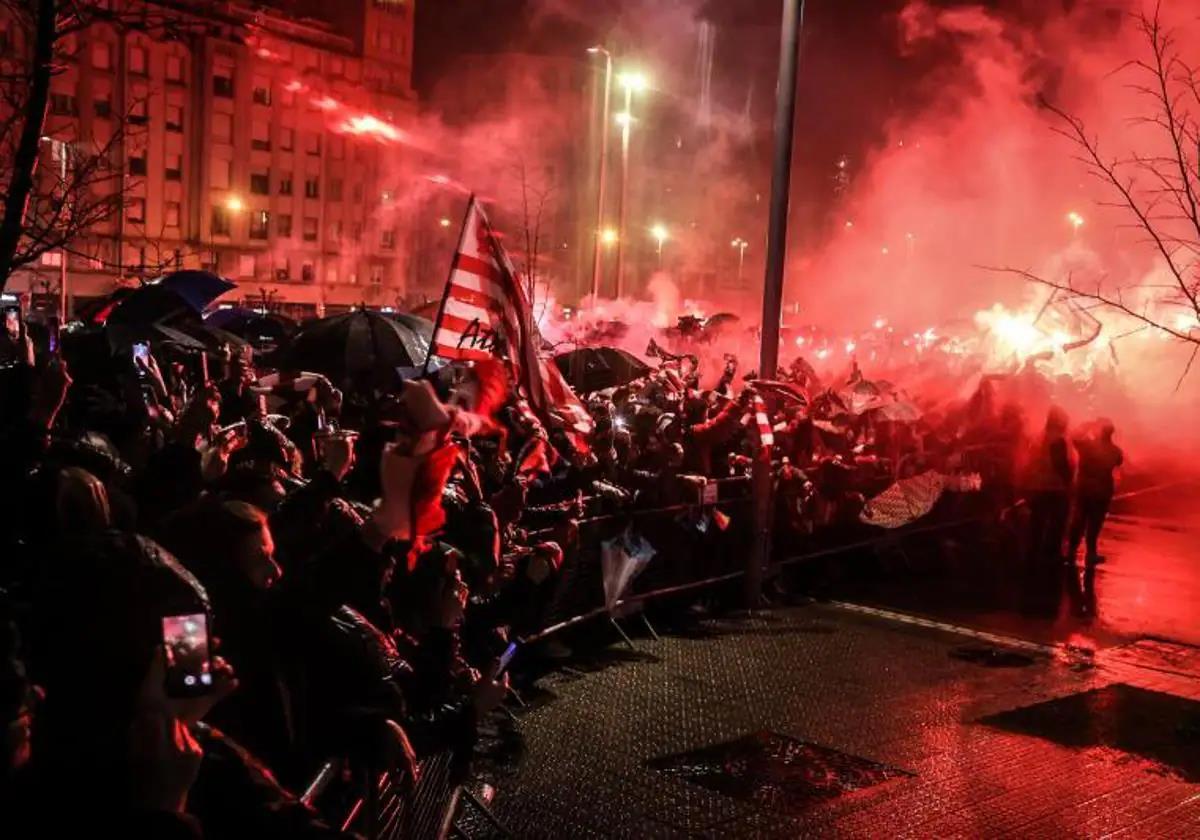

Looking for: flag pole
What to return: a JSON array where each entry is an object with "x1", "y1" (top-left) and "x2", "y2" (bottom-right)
[{"x1": 422, "y1": 194, "x2": 476, "y2": 378}]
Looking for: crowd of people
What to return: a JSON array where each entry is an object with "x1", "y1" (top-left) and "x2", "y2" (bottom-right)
[{"x1": 0, "y1": 304, "x2": 1122, "y2": 836}]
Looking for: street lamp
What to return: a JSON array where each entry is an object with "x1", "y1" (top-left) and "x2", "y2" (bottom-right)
[
  {"x1": 615, "y1": 68, "x2": 649, "y2": 298},
  {"x1": 731, "y1": 237, "x2": 749, "y2": 284},
  {"x1": 225, "y1": 194, "x2": 245, "y2": 213},
  {"x1": 650, "y1": 223, "x2": 668, "y2": 266},
  {"x1": 587, "y1": 46, "x2": 613, "y2": 303}
]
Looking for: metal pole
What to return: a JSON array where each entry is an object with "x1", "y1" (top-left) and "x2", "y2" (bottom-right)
[
  {"x1": 589, "y1": 49, "x2": 612, "y2": 304},
  {"x1": 748, "y1": 0, "x2": 804, "y2": 609},
  {"x1": 58, "y1": 143, "x2": 67, "y2": 320},
  {"x1": 615, "y1": 85, "x2": 633, "y2": 299}
]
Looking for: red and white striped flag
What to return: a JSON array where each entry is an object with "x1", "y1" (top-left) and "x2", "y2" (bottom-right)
[
  {"x1": 753, "y1": 396, "x2": 774, "y2": 452},
  {"x1": 429, "y1": 196, "x2": 592, "y2": 445}
]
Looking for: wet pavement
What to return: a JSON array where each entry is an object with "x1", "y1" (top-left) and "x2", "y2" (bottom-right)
[
  {"x1": 812, "y1": 477, "x2": 1200, "y2": 651},
  {"x1": 468, "y1": 605, "x2": 1200, "y2": 838}
]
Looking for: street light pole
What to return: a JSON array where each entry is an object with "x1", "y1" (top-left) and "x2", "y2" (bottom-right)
[
  {"x1": 615, "y1": 84, "x2": 634, "y2": 299},
  {"x1": 588, "y1": 47, "x2": 613, "y2": 304},
  {"x1": 748, "y1": 0, "x2": 804, "y2": 609}
]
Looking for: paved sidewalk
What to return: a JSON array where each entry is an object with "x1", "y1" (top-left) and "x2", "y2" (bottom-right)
[{"x1": 472, "y1": 605, "x2": 1200, "y2": 838}]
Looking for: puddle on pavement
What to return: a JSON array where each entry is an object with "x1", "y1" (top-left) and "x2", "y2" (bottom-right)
[
  {"x1": 647, "y1": 731, "x2": 912, "y2": 816},
  {"x1": 979, "y1": 683, "x2": 1200, "y2": 782}
]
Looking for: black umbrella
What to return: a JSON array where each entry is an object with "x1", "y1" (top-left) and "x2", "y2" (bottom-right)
[
  {"x1": 275, "y1": 309, "x2": 433, "y2": 388},
  {"x1": 204, "y1": 307, "x2": 297, "y2": 348},
  {"x1": 554, "y1": 346, "x2": 651, "y2": 394}
]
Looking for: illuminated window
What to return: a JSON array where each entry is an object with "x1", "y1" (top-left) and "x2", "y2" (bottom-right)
[
  {"x1": 250, "y1": 210, "x2": 269, "y2": 240},
  {"x1": 41, "y1": 251, "x2": 63, "y2": 267}
]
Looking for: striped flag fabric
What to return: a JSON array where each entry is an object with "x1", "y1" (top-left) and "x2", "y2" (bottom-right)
[
  {"x1": 753, "y1": 396, "x2": 774, "y2": 452},
  {"x1": 429, "y1": 195, "x2": 593, "y2": 446}
]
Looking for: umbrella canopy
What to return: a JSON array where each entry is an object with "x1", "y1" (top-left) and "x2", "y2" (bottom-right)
[
  {"x1": 554, "y1": 346, "x2": 651, "y2": 394},
  {"x1": 275, "y1": 309, "x2": 433, "y2": 388},
  {"x1": 746, "y1": 379, "x2": 808, "y2": 407},
  {"x1": 159, "y1": 270, "x2": 236, "y2": 311},
  {"x1": 204, "y1": 308, "x2": 297, "y2": 347}
]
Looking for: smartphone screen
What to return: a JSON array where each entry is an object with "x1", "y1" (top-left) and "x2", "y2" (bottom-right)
[
  {"x1": 494, "y1": 641, "x2": 520, "y2": 679},
  {"x1": 47, "y1": 317, "x2": 60, "y2": 355},
  {"x1": 162, "y1": 613, "x2": 213, "y2": 696},
  {"x1": 132, "y1": 341, "x2": 149, "y2": 364}
]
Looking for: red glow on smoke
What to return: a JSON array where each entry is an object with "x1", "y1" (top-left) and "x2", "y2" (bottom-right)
[{"x1": 338, "y1": 113, "x2": 404, "y2": 143}]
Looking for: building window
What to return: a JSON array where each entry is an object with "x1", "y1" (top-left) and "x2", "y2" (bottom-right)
[
  {"x1": 126, "y1": 197, "x2": 146, "y2": 224},
  {"x1": 301, "y1": 262, "x2": 315, "y2": 283},
  {"x1": 165, "y1": 103, "x2": 183, "y2": 132},
  {"x1": 277, "y1": 214, "x2": 292, "y2": 237},
  {"x1": 280, "y1": 127, "x2": 295, "y2": 151},
  {"x1": 381, "y1": 189, "x2": 394, "y2": 204},
  {"x1": 328, "y1": 179, "x2": 343, "y2": 201},
  {"x1": 210, "y1": 157, "x2": 231, "y2": 189},
  {"x1": 165, "y1": 153, "x2": 182, "y2": 180},
  {"x1": 94, "y1": 95, "x2": 112, "y2": 118},
  {"x1": 166, "y1": 54, "x2": 185, "y2": 83},
  {"x1": 304, "y1": 176, "x2": 319, "y2": 198},
  {"x1": 238, "y1": 254, "x2": 254, "y2": 277},
  {"x1": 381, "y1": 229, "x2": 396, "y2": 249},
  {"x1": 250, "y1": 170, "x2": 270, "y2": 195},
  {"x1": 302, "y1": 217, "x2": 318, "y2": 241},
  {"x1": 278, "y1": 173, "x2": 293, "y2": 195},
  {"x1": 304, "y1": 132, "x2": 321, "y2": 156},
  {"x1": 41, "y1": 251, "x2": 63, "y2": 267},
  {"x1": 212, "y1": 67, "x2": 234, "y2": 98},
  {"x1": 251, "y1": 119, "x2": 270, "y2": 151},
  {"x1": 127, "y1": 98, "x2": 148, "y2": 125},
  {"x1": 49, "y1": 93, "x2": 78, "y2": 116},
  {"x1": 129, "y1": 45, "x2": 147, "y2": 75},
  {"x1": 211, "y1": 205, "x2": 231, "y2": 236},
  {"x1": 369, "y1": 265, "x2": 384, "y2": 285},
  {"x1": 91, "y1": 42, "x2": 112, "y2": 70},
  {"x1": 329, "y1": 136, "x2": 345, "y2": 160},
  {"x1": 165, "y1": 201, "x2": 181, "y2": 228},
  {"x1": 213, "y1": 112, "x2": 233, "y2": 143},
  {"x1": 252, "y1": 76, "x2": 271, "y2": 106},
  {"x1": 329, "y1": 221, "x2": 343, "y2": 241},
  {"x1": 128, "y1": 152, "x2": 147, "y2": 176},
  {"x1": 250, "y1": 210, "x2": 269, "y2": 239}
]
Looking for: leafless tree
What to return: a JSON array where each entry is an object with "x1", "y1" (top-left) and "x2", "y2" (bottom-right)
[
  {"x1": 0, "y1": 0, "x2": 197, "y2": 290},
  {"x1": 996, "y1": 8, "x2": 1200, "y2": 381}
]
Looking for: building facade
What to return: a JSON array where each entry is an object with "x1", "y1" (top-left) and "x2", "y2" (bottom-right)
[{"x1": 4, "y1": 0, "x2": 419, "y2": 317}]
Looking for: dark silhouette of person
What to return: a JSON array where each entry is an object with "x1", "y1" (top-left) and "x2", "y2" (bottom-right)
[
  {"x1": 1025, "y1": 407, "x2": 1073, "y2": 563},
  {"x1": 1068, "y1": 419, "x2": 1123, "y2": 565}
]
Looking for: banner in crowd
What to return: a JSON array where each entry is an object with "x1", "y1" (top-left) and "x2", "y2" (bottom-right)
[{"x1": 429, "y1": 196, "x2": 592, "y2": 444}]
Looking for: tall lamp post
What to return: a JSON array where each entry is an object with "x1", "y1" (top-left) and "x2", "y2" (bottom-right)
[
  {"x1": 615, "y1": 71, "x2": 647, "y2": 299},
  {"x1": 587, "y1": 46, "x2": 613, "y2": 303},
  {"x1": 731, "y1": 237, "x2": 749, "y2": 285},
  {"x1": 748, "y1": 0, "x2": 805, "y2": 608}
]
